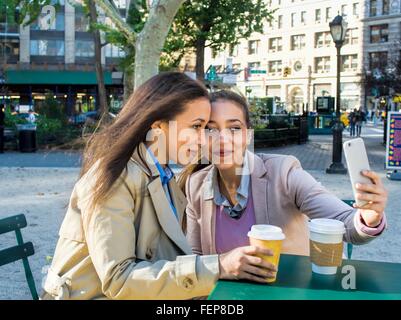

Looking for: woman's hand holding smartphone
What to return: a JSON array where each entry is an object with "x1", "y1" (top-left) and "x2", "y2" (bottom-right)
[{"x1": 343, "y1": 138, "x2": 388, "y2": 227}]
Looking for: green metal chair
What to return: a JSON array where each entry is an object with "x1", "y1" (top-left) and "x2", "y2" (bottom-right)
[
  {"x1": 0, "y1": 214, "x2": 39, "y2": 300},
  {"x1": 342, "y1": 200, "x2": 355, "y2": 259}
]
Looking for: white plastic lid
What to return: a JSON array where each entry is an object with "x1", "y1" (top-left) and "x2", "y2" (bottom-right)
[
  {"x1": 308, "y1": 219, "x2": 346, "y2": 235},
  {"x1": 247, "y1": 224, "x2": 286, "y2": 241}
]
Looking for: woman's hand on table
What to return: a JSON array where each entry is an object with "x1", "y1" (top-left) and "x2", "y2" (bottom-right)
[
  {"x1": 354, "y1": 170, "x2": 388, "y2": 228},
  {"x1": 218, "y1": 246, "x2": 277, "y2": 283}
]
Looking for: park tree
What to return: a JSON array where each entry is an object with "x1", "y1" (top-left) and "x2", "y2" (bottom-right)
[
  {"x1": 93, "y1": 0, "x2": 185, "y2": 90},
  {"x1": 99, "y1": 0, "x2": 274, "y2": 97},
  {"x1": 166, "y1": 0, "x2": 274, "y2": 80}
]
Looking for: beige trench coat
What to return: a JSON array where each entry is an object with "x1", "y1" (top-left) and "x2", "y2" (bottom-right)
[{"x1": 42, "y1": 143, "x2": 219, "y2": 300}]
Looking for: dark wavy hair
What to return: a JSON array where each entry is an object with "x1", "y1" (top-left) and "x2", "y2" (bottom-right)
[{"x1": 80, "y1": 72, "x2": 209, "y2": 212}]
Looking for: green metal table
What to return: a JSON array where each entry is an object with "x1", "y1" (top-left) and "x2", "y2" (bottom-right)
[{"x1": 208, "y1": 254, "x2": 401, "y2": 300}]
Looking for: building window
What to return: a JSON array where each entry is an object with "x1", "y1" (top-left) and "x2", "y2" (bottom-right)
[
  {"x1": 341, "y1": 5, "x2": 348, "y2": 17},
  {"x1": 248, "y1": 61, "x2": 261, "y2": 69},
  {"x1": 344, "y1": 28, "x2": 359, "y2": 45},
  {"x1": 315, "y1": 56, "x2": 330, "y2": 73},
  {"x1": 114, "y1": 0, "x2": 127, "y2": 8},
  {"x1": 75, "y1": 10, "x2": 90, "y2": 32},
  {"x1": 353, "y1": 3, "x2": 359, "y2": 17},
  {"x1": 315, "y1": 9, "x2": 321, "y2": 23},
  {"x1": 370, "y1": 24, "x2": 389, "y2": 43},
  {"x1": 31, "y1": 10, "x2": 65, "y2": 31},
  {"x1": 268, "y1": 37, "x2": 282, "y2": 52},
  {"x1": 229, "y1": 44, "x2": 239, "y2": 57},
  {"x1": 105, "y1": 44, "x2": 125, "y2": 58},
  {"x1": 30, "y1": 40, "x2": 64, "y2": 56},
  {"x1": 341, "y1": 55, "x2": 358, "y2": 72},
  {"x1": 382, "y1": 0, "x2": 389, "y2": 15},
  {"x1": 248, "y1": 40, "x2": 260, "y2": 55},
  {"x1": 369, "y1": 51, "x2": 388, "y2": 70},
  {"x1": 291, "y1": 34, "x2": 306, "y2": 50},
  {"x1": 75, "y1": 40, "x2": 95, "y2": 57},
  {"x1": 291, "y1": 13, "x2": 296, "y2": 27},
  {"x1": 0, "y1": 40, "x2": 19, "y2": 59},
  {"x1": 268, "y1": 60, "x2": 282, "y2": 76},
  {"x1": 370, "y1": 0, "x2": 377, "y2": 17},
  {"x1": 315, "y1": 31, "x2": 331, "y2": 48},
  {"x1": 278, "y1": 15, "x2": 283, "y2": 29},
  {"x1": 301, "y1": 11, "x2": 306, "y2": 25},
  {"x1": 326, "y1": 7, "x2": 332, "y2": 22}
]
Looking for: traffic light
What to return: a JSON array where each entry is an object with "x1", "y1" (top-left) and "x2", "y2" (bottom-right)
[{"x1": 283, "y1": 67, "x2": 291, "y2": 77}]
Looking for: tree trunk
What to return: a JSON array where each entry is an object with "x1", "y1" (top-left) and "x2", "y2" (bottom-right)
[
  {"x1": 88, "y1": 1, "x2": 108, "y2": 117},
  {"x1": 195, "y1": 37, "x2": 206, "y2": 82},
  {"x1": 123, "y1": 68, "x2": 134, "y2": 102},
  {"x1": 134, "y1": 0, "x2": 185, "y2": 89}
]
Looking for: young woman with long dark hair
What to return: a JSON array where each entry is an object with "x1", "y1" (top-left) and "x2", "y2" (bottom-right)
[{"x1": 41, "y1": 73, "x2": 276, "y2": 300}]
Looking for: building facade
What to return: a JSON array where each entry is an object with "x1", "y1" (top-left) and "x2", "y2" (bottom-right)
[
  {"x1": 362, "y1": 0, "x2": 401, "y2": 111},
  {"x1": 205, "y1": 0, "x2": 401, "y2": 113},
  {"x1": 0, "y1": 0, "x2": 127, "y2": 115}
]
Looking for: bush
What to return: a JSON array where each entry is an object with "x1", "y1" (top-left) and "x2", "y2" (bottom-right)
[
  {"x1": 35, "y1": 115, "x2": 64, "y2": 145},
  {"x1": 35, "y1": 91, "x2": 67, "y2": 124},
  {"x1": 4, "y1": 107, "x2": 28, "y2": 128}
]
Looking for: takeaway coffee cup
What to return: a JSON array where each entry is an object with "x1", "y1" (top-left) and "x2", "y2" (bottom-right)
[
  {"x1": 308, "y1": 219, "x2": 346, "y2": 275},
  {"x1": 247, "y1": 225, "x2": 286, "y2": 283}
]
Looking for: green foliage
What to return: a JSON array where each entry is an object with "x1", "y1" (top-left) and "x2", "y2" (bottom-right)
[
  {"x1": 3, "y1": 107, "x2": 28, "y2": 128},
  {"x1": 76, "y1": 1, "x2": 274, "y2": 72},
  {"x1": 35, "y1": 91, "x2": 67, "y2": 123},
  {"x1": 161, "y1": 0, "x2": 274, "y2": 69},
  {"x1": 35, "y1": 114, "x2": 82, "y2": 147},
  {"x1": 2, "y1": 0, "x2": 63, "y2": 26}
]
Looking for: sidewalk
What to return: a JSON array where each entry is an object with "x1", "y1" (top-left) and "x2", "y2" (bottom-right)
[{"x1": 256, "y1": 123, "x2": 387, "y2": 171}]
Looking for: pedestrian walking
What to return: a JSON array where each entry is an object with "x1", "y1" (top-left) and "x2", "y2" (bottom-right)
[
  {"x1": 356, "y1": 108, "x2": 363, "y2": 137},
  {"x1": 348, "y1": 109, "x2": 356, "y2": 137}
]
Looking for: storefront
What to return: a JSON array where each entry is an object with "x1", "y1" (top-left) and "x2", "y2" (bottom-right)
[{"x1": 1, "y1": 70, "x2": 123, "y2": 115}]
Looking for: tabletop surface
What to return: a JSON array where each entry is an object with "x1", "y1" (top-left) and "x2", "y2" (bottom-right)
[{"x1": 208, "y1": 254, "x2": 401, "y2": 300}]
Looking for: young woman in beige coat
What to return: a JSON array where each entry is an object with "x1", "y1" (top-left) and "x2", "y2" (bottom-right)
[
  {"x1": 41, "y1": 73, "x2": 276, "y2": 300},
  {"x1": 183, "y1": 91, "x2": 388, "y2": 270}
]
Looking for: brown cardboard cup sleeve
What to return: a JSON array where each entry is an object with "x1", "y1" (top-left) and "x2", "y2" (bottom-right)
[{"x1": 310, "y1": 240, "x2": 343, "y2": 267}]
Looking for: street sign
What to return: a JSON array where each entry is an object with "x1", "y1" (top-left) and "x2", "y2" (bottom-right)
[
  {"x1": 206, "y1": 66, "x2": 217, "y2": 81},
  {"x1": 249, "y1": 69, "x2": 267, "y2": 74},
  {"x1": 386, "y1": 112, "x2": 401, "y2": 170}
]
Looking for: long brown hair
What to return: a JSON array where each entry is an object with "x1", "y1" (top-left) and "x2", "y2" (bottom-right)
[
  {"x1": 81, "y1": 72, "x2": 209, "y2": 212},
  {"x1": 178, "y1": 89, "x2": 251, "y2": 193}
]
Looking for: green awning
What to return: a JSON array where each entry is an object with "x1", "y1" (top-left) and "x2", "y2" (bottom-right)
[{"x1": 5, "y1": 70, "x2": 112, "y2": 85}]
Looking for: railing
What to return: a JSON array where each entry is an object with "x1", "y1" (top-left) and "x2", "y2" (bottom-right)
[{"x1": 253, "y1": 115, "x2": 309, "y2": 147}]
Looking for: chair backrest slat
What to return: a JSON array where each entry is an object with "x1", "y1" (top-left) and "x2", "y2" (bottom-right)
[
  {"x1": 0, "y1": 242, "x2": 35, "y2": 267},
  {"x1": 0, "y1": 214, "x2": 27, "y2": 235},
  {"x1": 0, "y1": 214, "x2": 38, "y2": 300}
]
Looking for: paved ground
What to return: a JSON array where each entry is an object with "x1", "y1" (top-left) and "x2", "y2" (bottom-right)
[
  {"x1": 1, "y1": 122, "x2": 399, "y2": 300},
  {"x1": 0, "y1": 150, "x2": 82, "y2": 168},
  {"x1": 257, "y1": 123, "x2": 387, "y2": 171}
]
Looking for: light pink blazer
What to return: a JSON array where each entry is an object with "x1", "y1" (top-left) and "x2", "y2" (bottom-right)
[{"x1": 185, "y1": 151, "x2": 381, "y2": 256}]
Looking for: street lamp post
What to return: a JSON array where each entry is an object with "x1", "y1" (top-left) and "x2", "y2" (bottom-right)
[{"x1": 326, "y1": 14, "x2": 348, "y2": 174}]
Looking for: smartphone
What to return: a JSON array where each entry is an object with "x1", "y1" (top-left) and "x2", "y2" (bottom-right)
[{"x1": 343, "y1": 138, "x2": 372, "y2": 207}]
